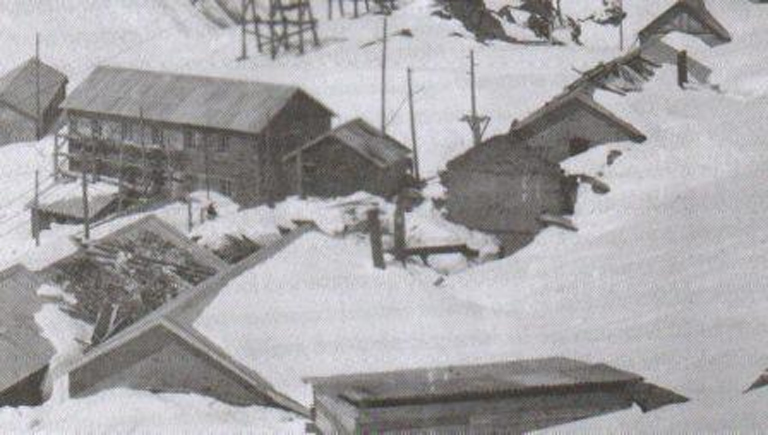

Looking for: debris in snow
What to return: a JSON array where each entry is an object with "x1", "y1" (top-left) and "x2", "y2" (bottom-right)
[{"x1": 607, "y1": 149, "x2": 623, "y2": 165}]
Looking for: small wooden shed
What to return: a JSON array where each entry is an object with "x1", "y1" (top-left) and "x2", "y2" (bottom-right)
[
  {"x1": 0, "y1": 58, "x2": 68, "y2": 146},
  {"x1": 441, "y1": 135, "x2": 577, "y2": 253},
  {"x1": 0, "y1": 265, "x2": 54, "y2": 407},
  {"x1": 304, "y1": 357, "x2": 689, "y2": 434},
  {"x1": 638, "y1": 0, "x2": 732, "y2": 47},
  {"x1": 508, "y1": 92, "x2": 646, "y2": 164},
  {"x1": 283, "y1": 118, "x2": 412, "y2": 199}
]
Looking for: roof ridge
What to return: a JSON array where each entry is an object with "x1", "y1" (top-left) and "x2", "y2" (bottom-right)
[{"x1": 94, "y1": 64, "x2": 301, "y2": 91}]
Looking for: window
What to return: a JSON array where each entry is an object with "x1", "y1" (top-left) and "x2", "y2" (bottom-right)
[
  {"x1": 217, "y1": 136, "x2": 230, "y2": 154},
  {"x1": 121, "y1": 122, "x2": 134, "y2": 142},
  {"x1": 152, "y1": 126, "x2": 164, "y2": 145},
  {"x1": 70, "y1": 117, "x2": 79, "y2": 135},
  {"x1": 194, "y1": 132, "x2": 205, "y2": 150},
  {"x1": 184, "y1": 130, "x2": 194, "y2": 150},
  {"x1": 91, "y1": 119, "x2": 102, "y2": 138}
]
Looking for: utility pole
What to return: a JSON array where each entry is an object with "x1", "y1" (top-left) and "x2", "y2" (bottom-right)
[
  {"x1": 380, "y1": 16, "x2": 388, "y2": 135},
  {"x1": 33, "y1": 170, "x2": 40, "y2": 246},
  {"x1": 406, "y1": 68, "x2": 421, "y2": 184},
  {"x1": 82, "y1": 146, "x2": 91, "y2": 241},
  {"x1": 619, "y1": 0, "x2": 625, "y2": 51},
  {"x1": 204, "y1": 135, "x2": 211, "y2": 200},
  {"x1": 239, "y1": 0, "x2": 248, "y2": 60},
  {"x1": 35, "y1": 33, "x2": 42, "y2": 140},
  {"x1": 462, "y1": 50, "x2": 490, "y2": 147}
]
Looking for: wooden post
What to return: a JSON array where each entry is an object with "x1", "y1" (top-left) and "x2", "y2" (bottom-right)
[
  {"x1": 204, "y1": 134, "x2": 211, "y2": 200},
  {"x1": 470, "y1": 50, "x2": 477, "y2": 136},
  {"x1": 677, "y1": 50, "x2": 688, "y2": 88},
  {"x1": 298, "y1": 0, "x2": 305, "y2": 54},
  {"x1": 53, "y1": 133, "x2": 59, "y2": 180},
  {"x1": 32, "y1": 170, "x2": 40, "y2": 246},
  {"x1": 187, "y1": 197, "x2": 194, "y2": 232},
  {"x1": 239, "y1": 0, "x2": 248, "y2": 60},
  {"x1": 380, "y1": 16, "x2": 388, "y2": 135},
  {"x1": 328, "y1": 0, "x2": 333, "y2": 20},
  {"x1": 117, "y1": 133, "x2": 125, "y2": 211},
  {"x1": 619, "y1": 0, "x2": 624, "y2": 51},
  {"x1": 139, "y1": 107, "x2": 148, "y2": 194},
  {"x1": 296, "y1": 151, "x2": 305, "y2": 199},
  {"x1": 368, "y1": 208, "x2": 385, "y2": 269},
  {"x1": 407, "y1": 68, "x2": 421, "y2": 184},
  {"x1": 354, "y1": 0, "x2": 359, "y2": 17},
  {"x1": 82, "y1": 153, "x2": 91, "y2": 241},
  {"x1": 393, "y1": 202, "x2": 406, "y2": 262},
  {"x1": 35, "y1": 33, "x2": 42, "y2": 140}
]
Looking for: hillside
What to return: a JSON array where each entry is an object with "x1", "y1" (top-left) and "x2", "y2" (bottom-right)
[{"x1": 0, "y1": 0, "x2": 767, "y2": 433}]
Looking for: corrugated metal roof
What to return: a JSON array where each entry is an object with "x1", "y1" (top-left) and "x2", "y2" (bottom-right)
[
  {"x1": 62, "y1": 66, "x2": 333, "y2": 135},
  {"x1": 0, "y1": 58, "x2": 68, "y2": 120},
  {"x1": 0, "y1": 265, "x2": 54, "y2": 394},
  {"x1": 305, "y1": 357, "x2": 643, "y2": 408},
  {"x1": 285, "y1": 118, "x2": 411, "y2": 168}
]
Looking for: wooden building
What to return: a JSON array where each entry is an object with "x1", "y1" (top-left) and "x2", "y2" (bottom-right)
[
  {"x1": 59, "y1": 66, "x2": 334, "y2": 206},
  {"x1": 0, "y1": 58, "x2": 68, "y2": 146},
  {"x1": 638, "y1": 0, "x2": 732, "y2": 47},
  {"x1": 441, "y1": 134, "x2": 577, "y2": 253},
  {"x1": 0, "y1": 265, "x2": 54, "y2": 407},
  {"x1": 63, "y1": 225, "x2": 315, "y2": 413},
  {"x1": 508, "y1": 92, "x2": 647, "y2": 164},
  {"x1": 304, "y1": 357, "x2": 689, "y2": 434},
  {"x1": 283, "y1": 118, "x2": 412, "y2": 198}
]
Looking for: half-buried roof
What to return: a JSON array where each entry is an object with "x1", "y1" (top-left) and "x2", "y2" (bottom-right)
[
  {"x1": 639, "y1": 0, "x2": 732, "y2": 47},
  {"x1": 62, "y1": 66, "x2": 334, "y2": 135}
]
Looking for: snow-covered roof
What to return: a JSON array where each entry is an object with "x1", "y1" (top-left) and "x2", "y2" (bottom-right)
[
  {"x1": 0, "y1": 57, "x2": 68, "y2": 120},
  {"x1": 62, "y1": 66, "x2": 334, "y2": 135},
  {"x1": 284, "y1": 118, "x2": 412, "y2": 168},
  {"x1": 510, "y1": 92, "x2": 647, "y2": 143},
  {"x1": 446, "y1": 134, "x2": 560, "y2": 175},
  {"x1": 193, "y1": 232, "x2": 503, "y2": 406}
]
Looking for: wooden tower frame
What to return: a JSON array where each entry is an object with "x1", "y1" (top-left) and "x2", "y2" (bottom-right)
[{"x1": 240, "y1": 0, "x2": 320, "y2": 60}]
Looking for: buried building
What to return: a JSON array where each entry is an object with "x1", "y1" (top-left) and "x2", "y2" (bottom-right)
[
  {"x1": 0, "y1": 58, "x2": 68, "y2": 146},
  {"x1": 441, "y1": 134, "x2": 578, "y2": 254},
  {"x1": 57, "y1": 66, "x2": 334, "y2": 206},
  {"x1": 0, "y1": 265, "x2": 55, "y2": 407},
  {"x1": 638, "y1": 0, "x2": 732, "y2": 48},
  {"x1": 508, "y1": 92, "x2": 647, "y2": 164},
  {"x1": 305, "y1": 358, "x2": 689, "y2": 434},
  {"x1": 282, "y1": 118, "x2": 413, "y2": 199}
]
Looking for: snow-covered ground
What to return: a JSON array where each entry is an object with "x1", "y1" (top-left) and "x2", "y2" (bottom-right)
[{"x1": 0, "y1": 0, "x2": 767, "y2": 432}]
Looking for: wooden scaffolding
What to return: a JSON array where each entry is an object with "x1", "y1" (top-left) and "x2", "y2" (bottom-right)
[
  {"x1": 239, "y1": 0, "x2": 320, "y2": 60},
  {"x1": 53, "y1": 125, "x2": 184, "y2": 208},
  {"x1": 327, "y1": 0, "x2": 397, "y2": 19}
]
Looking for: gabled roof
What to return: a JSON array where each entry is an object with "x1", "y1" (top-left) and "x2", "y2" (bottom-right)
[
  {"x1": 305, "y1": 357, "x2": 644, "y2": 408},
  {"x1": 446, "y1": 134, "x2": 561, "y2": 176},
  {"x1": 0, "y1": 265, "x2": 54, "y2": 394},
  {"x1": 0, "y1": 58, "x2": 68, "y2": 120},
  {"x1": 284, "y1": 118, "x2": 411, "y2": 168},
  {"x1": 510, "y1": 92, "x2": 647, "y2": 143},
  {"x1": 60, "y1": 225, "x2": 316, "y2": 413},
  {"x1": 639, "y1": 0, "x2": 732, "y2": 47},
  {"x1": 62, "y1": 66, "x2": 334, "y2": 135}
]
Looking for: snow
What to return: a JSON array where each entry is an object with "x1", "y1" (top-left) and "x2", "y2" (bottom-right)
[{"x1": 0, "y1": 0, "x2": 766, "y2": 432}]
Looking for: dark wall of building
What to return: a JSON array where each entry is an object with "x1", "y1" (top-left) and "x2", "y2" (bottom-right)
[
  {"x1": 0, "y1": 103, "x2": 38, "y2": 146},
  {"x1": 521, "y1": 107, "x2": 634, "y2": 163},
  {"x1": 0, "y1": 367, "x2": 48, "y2": 407},
  {"x1": 443, "y1": 168, "x2": 570, "y2": 234},
  {"x1": 284, "y1": 138, "x2": 410, "y2": 199},
  {"x1": 69, "y1": 325, "x2": 275, "y2": 407},
  {"x1": 66, "y1": 96, "x2": 332, "y2": 206}
]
